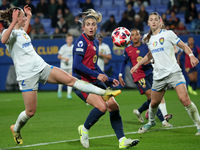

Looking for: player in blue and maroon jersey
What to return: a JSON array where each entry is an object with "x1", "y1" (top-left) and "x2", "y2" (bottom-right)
[
  {"x1": 72, "y1": 9, "x2": 139, "y2": 149},
  {"x1": 178, "y1": 37, "x2": 200, "y2": 95},
  {"x1": 119, "y1": 29, "x2": 173, "y2": 127}
]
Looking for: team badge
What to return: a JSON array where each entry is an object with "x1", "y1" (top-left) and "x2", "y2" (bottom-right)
[
  {"x1": 159, "y1": 37, "x2": 164, "y2": 45},
  {"x1": 78, "y1": 41, "x2": 83, "y2": 47},
  {"x1": 152, "y1": 41, "x2": 158, "y2": 47},
  {"x1": 93, "y1": 55, "x2": 97, "y2": 63},
  {"x1": 136, "y1": 50, "x2": 140, "y2": 54},
  {"x1": 137, "y1": 56, "x2": 143, "y2": 62},
  {"x1": 23, "y1": 33, "x2": 29, "y2": 40}
]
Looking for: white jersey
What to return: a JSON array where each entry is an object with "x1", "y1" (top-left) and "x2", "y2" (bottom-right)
[
  {"x1": 147, "y1": 29, "x2": 181, "y2": 80},
  {"x1": 58, "y1": 44, "x2": 73, "y2": 70},
  {"x1": 97, "y1": 43, "x2": 111, "y2": 71},
  {"x1": 2, "y1": 28, "x2": 47, "y2": 81}
]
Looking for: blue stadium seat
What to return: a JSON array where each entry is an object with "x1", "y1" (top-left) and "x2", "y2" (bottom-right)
[
  {"x1": 71, "y1": 8, "x2": 82, "y2": 16},
  {"x1": 93, "y1": 0, "x2": 101, "y2": 8},
  {"x1": 107, "y1": 8, "x2": 119, "y2": 17},
  {"x1": 145, "y1": 6, "x2": 156, "y2": 14},
  {"x1": 156, "y1": 5, "x2": 167, "y2": 15},
  {"x1": 40, "y1": 18, "x2": 52, "y2": 28},
  {"x1": 114, "y1": 0, "x2": 125, "y2": 7},
  {"x1": 133, "y1": 7, "x2": 140, "y2": 13},
  {"x1": 118, "y1": 6, "x2": 127, "y2": 16},
  {"x1": 176, "y1": 14, "x2": 185, "y2": 23},
  {"x1": 196, "y1": 4, "x2": 200, "y2": 12},
  {"x1": 97, "y1": 8, "x2": 107, "y2": 17},
  {"x1": 144, "y1": 25, "x2": 150, "y2": 32},
  {"x1": 67, "y1": 0, "x2": 78, "y2": 9},
  {"x1": 101, "y1": 0, "x2": 113, "y2": 8},
  {"x1": 151, "y1": 0, "x2": 161, "y2": 6},
  {"x1": 31, "y1": 1, "x2": 39, "y2": 7}
]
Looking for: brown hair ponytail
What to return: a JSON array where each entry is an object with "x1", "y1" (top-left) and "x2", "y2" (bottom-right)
[{"x1": 0, "y1": 7, "x2": 22, "y2": 23}]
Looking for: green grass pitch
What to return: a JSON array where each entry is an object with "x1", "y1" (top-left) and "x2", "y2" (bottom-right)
[{"x1": 0, "y1": 89, "x2": 199, "y2": 150}]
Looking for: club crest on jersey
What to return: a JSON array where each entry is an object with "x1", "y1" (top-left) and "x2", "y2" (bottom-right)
[
  {"x1": 23, "y1": 33, "x2": 29, "y2": 40},
  {"x1": 159, "y1": 37, "x2": 164, "y2": 45},
  {"x1": 152, "y1": 41, "x2": 158, "y2": 47},
  {"x1": 136, "y1": 50, "x2": 140, "y2": 54},
  {"x1": 93, "y1": 55, "x2": 97, "y2": 63},
  {"x1": 78, "y1": 41, "x2": 83, "y2": 47}
]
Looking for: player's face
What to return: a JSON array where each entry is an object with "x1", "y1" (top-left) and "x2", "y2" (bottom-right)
[
  {"x1": 83, "y1": 18, "x2": 97, "y2": 39},
  {"x1": 17, "y1": 10, "x2": 27, "y2": 27},
  {"x1": 131, "y1": 30, "x2": 141, "y2": 44},
  {"x1": 148, "y1": 14, "x2": 160, "y2": 31},
  {"x1": 188, "y1": 37, "x2": 194, "y2": 45},
  {"x1": 66, "y1": 36, "x2": 73, "y2": 45}
]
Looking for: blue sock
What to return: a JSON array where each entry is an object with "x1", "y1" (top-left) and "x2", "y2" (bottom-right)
[
  {"x1": 156, "y1": 108, "x2": 164, "y2": 122},
  {"x1": 191, "y1": 81, "x2": 197, "y2": 90},
  {"x1": 110, "y1": 110, "x2": 124, "y2": 140},
  {"x1": 84, "y1": 108, "x2": 105, "y2": 130},
  {"x1": 138, "y1": 99, "x2": 151, "y2": 113}
]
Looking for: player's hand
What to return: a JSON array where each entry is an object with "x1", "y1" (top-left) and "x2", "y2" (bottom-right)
[
  {"x1": 130, "y1": 65, "x2": 139, "y2": 74},
  {"x1": 112, "y1": 79, "x2": 119, "y2": 87},
  {"x1": 64, "y1": 58, "x2": 69, "y2": 62},
  {"x1": 119, "y1": 76, "x2": 125, "y2": 87},
  {"x1": 190, "y1": 55, "x2": 199, "y2": 67},
  {"x1": 12, "y1": 9, "x2": 19, "y2": 24},
  {"x1": 24, "y1": 5, "x2": 32, "y2": 17},
  {"x1": 97, "y1": 74, "x2": 108, "y2": 83}
]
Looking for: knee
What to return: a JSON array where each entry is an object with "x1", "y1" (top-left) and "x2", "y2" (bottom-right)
[
  {"x1": 26, "y1": 109, "x2": 36, "y2": 118},
  {"x1": 97, "y1": 103, "x2": 107, "y2": 113},
  {"x1": 179, "y1": 95, "x2": 191, "y2": 106}
]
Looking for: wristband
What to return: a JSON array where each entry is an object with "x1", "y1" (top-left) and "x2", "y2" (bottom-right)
[
  {"x1": 189, "y1": 53, "x2": 194, "y2": 57},
  {"x1": 119, "y1": 73, "x2": 123, "y2": 77}
]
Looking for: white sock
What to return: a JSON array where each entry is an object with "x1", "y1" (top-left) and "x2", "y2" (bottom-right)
[
  {"x1": 119, "y1": 137, "x2": 126, "y2": 143},
  {"x1": 159, "y1": 103, "x2": 168, "y2": 116},
  {"x1": 185, "y1": 102, "x2": 200, "y2": 129},
  {"x1": 82, "y1": 125, "x2": 89, "y2": 132},
  {"x1": 67, "y1": 86, "x2": 73, "y2": 95},
  {"x1": 58, "y1": 84, "x2": 63, "y2": 92},
  {"x1": 73, "y1": 80, "x2": 105, "y2": 96},
  {"x1": 14, "y1": 111, "x2": 30, "y2": 133},
  {"x1": 148, "y1": 105, "x2": 158, "y2": 125}
]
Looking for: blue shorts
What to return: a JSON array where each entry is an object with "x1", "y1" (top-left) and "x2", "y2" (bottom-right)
[
  {"x1": 135, "y1": 74, "x2": 153, "y2": 95},
  {"x1": 185, "y1": 67, "x2": 197, "y2": 74},
  {"x1": 74, "y1": 80, "x2": 107, "y2": 102}
]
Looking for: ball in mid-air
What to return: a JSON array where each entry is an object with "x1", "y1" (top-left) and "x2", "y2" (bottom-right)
[{"x1": 111, "y1": 27, "x2": 131, "y2": 47}]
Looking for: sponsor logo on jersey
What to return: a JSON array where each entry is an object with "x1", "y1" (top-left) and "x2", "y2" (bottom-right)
[
  {"x1": 153, "y1": 41, "x2": 158, "y2": 47},
  {"x1": 151, "y1": 47, "x2": 164, "y2": 53},
  {"x1": 93, "y1": 55, "x2": 97, "y2": 63},
  {"x1": 136, "y1": 50, "x2": 140, "y2": 54},
  {"x1": 22, "y1": 42, "x2": 31, "y2": 48},
  {"x1": 137, "y1": 56, "x2": 143, "y2": 62},
  {"x1": 93, "y1": 46, "x2": 96, "y2": 51},
  {"x1": 76, "y1": 48, "x2": 84, "y2": 52},
  {"x1": 159, "y1": 37, "x2": 164, "y2": 45},
  {"x1": 78, "y1": 41, "x2": 83, "y2": 47}
]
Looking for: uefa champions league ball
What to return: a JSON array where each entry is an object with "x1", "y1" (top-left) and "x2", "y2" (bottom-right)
[{"x1": 111, "y1": 27, "x2": 131, "y2": 47}]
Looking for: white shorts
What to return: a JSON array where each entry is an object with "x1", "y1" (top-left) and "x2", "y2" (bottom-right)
[
  {"x1": 18, "y1": 65, "x2": 53, "y2": 92},
  {"x1": 152, "y1": 71, "x2": 186, "y2": 92}
]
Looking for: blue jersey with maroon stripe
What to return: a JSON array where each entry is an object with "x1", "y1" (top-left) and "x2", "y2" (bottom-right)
[
  {"x1": 72, "y1": 33, "x2": 100, "y2": 82},
  {"x1": 121, "y1": 43, "x2": 152, "y2": 82}
]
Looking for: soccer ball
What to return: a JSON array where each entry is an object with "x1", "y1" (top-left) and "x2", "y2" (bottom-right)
[{"x1": 111, "y1": 27, "x2": 131, "y2": 47}]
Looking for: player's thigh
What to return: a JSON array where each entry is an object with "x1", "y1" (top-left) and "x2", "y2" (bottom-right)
[
  {"x1": 87, "y1": 94, "x2": 107, "y2": 112},
  {"x1": 174, "y1": 83, "x2": 191, "y2": 106},
  {"x1": 22, "y1": 90, "x2": 37, "y2": 116},
  {"x1": 47, "y1": 67, "x2": 76, "y2": 86},
  {"x1": 151, "y1": 90, "x2": 165, "y2": 107}
]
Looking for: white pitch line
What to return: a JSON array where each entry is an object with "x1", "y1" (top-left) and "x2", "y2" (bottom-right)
[{"x1": 0, "y1": 124, "x2": 196, "y2": 150}]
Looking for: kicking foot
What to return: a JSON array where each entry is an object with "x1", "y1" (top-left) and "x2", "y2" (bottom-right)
[
  {"x1": 138, "y1": 121, "x2": 156, "y2": 134},
  {"x1": 103, "y1": 88, "x2": 121, "y2": 101},
  {"x1": 10, "y1": 125, "x2": 23, "y2": 145}
]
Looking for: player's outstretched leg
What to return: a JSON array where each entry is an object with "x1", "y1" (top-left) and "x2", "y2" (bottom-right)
[
  {"x1": 133, "y1": 109, "x2": 144, "y2": 124},
  {"x1": 10, "y1": 125, "x2": 23, "y2": 145},
  {"x1": 119, "y1": 137, "x2": 139, "y2": 149},
  {"x1": 78, "y1": 125, "x2": 89, "y2": 148}
]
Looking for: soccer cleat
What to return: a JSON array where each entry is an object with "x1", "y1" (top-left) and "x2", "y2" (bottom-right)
[
  {"x1": 162, "y1": 121, "x2": 173, "y2": 127},
  {"x1": 119, "y1": 137, "x2": 139, "y2": 149},
  {"x1": 102, "y1": 88, "x2": 121, "y2": 101},
  {"x1": 133, "y1": 109, "x2": 144, "y2": 124},
  {"x1": 67, "y1": 94, "x2": 72, "y2": 99},
  {"x1": 192, "y1": 91, "x2": 198, "y2": 95},
  {"x1": 57, "y1": 91, "x2": 62, "y2": 98},
  {"x1": 164, "y1": 114, "x2": 173, "y2": 122},
  {"x1": 195, "y1": 129, "x2": 200, "y2": 135},
  {"x1": 78, "y1": 125, "x2": 89, "y2": 148},
  {"x1": 10, "y1": 125, "x2": 23, "y2": 145},
  {"x1": 138, "y1": 121, "x2": 156, "y2": 134},
  {"x1": 145, "y1": 109, "x2": 149, "y2": 119}
]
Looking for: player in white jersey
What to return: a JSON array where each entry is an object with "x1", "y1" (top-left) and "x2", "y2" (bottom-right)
[
  {"x1": 131, "y1": 12, "x2": 200, "y2": 135},
  {"x1": 57, "y1": 33, "x2": 74, "y2": 99},
  {"x1": 0, "y1": 6, "x2": 121, "y2": 145},
  {"x1": 96, "y1": 33, "x2": 112, "y2": 72}
]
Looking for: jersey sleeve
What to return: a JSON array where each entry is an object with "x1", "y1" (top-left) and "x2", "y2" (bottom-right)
[
  {"x1": 58, "y1": 45, "x2": 65, "y2": 55},
  {"x1": 119, "y1": 50, "x2": 129, "y2": 74},
  {"x1": 168, "y1": 30, "x2": 180, "y2": 45}
]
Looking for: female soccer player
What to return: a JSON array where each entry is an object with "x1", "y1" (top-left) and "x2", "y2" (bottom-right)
[
  {"x1": 119, "y1": 29, "x2": 172, "y2": 126},
  {"x1": 0, "y1": 6, "x2": 121, "y2": 145},
  {"x1": 72, "y1": 9, "x2": 139, "y2": 149},
  {"x1": 177, "y1": 37, "x2": 200, "y2": 95},
  {"x1": 130, "y1": 12, "x2": 200, "y2": 135}
]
